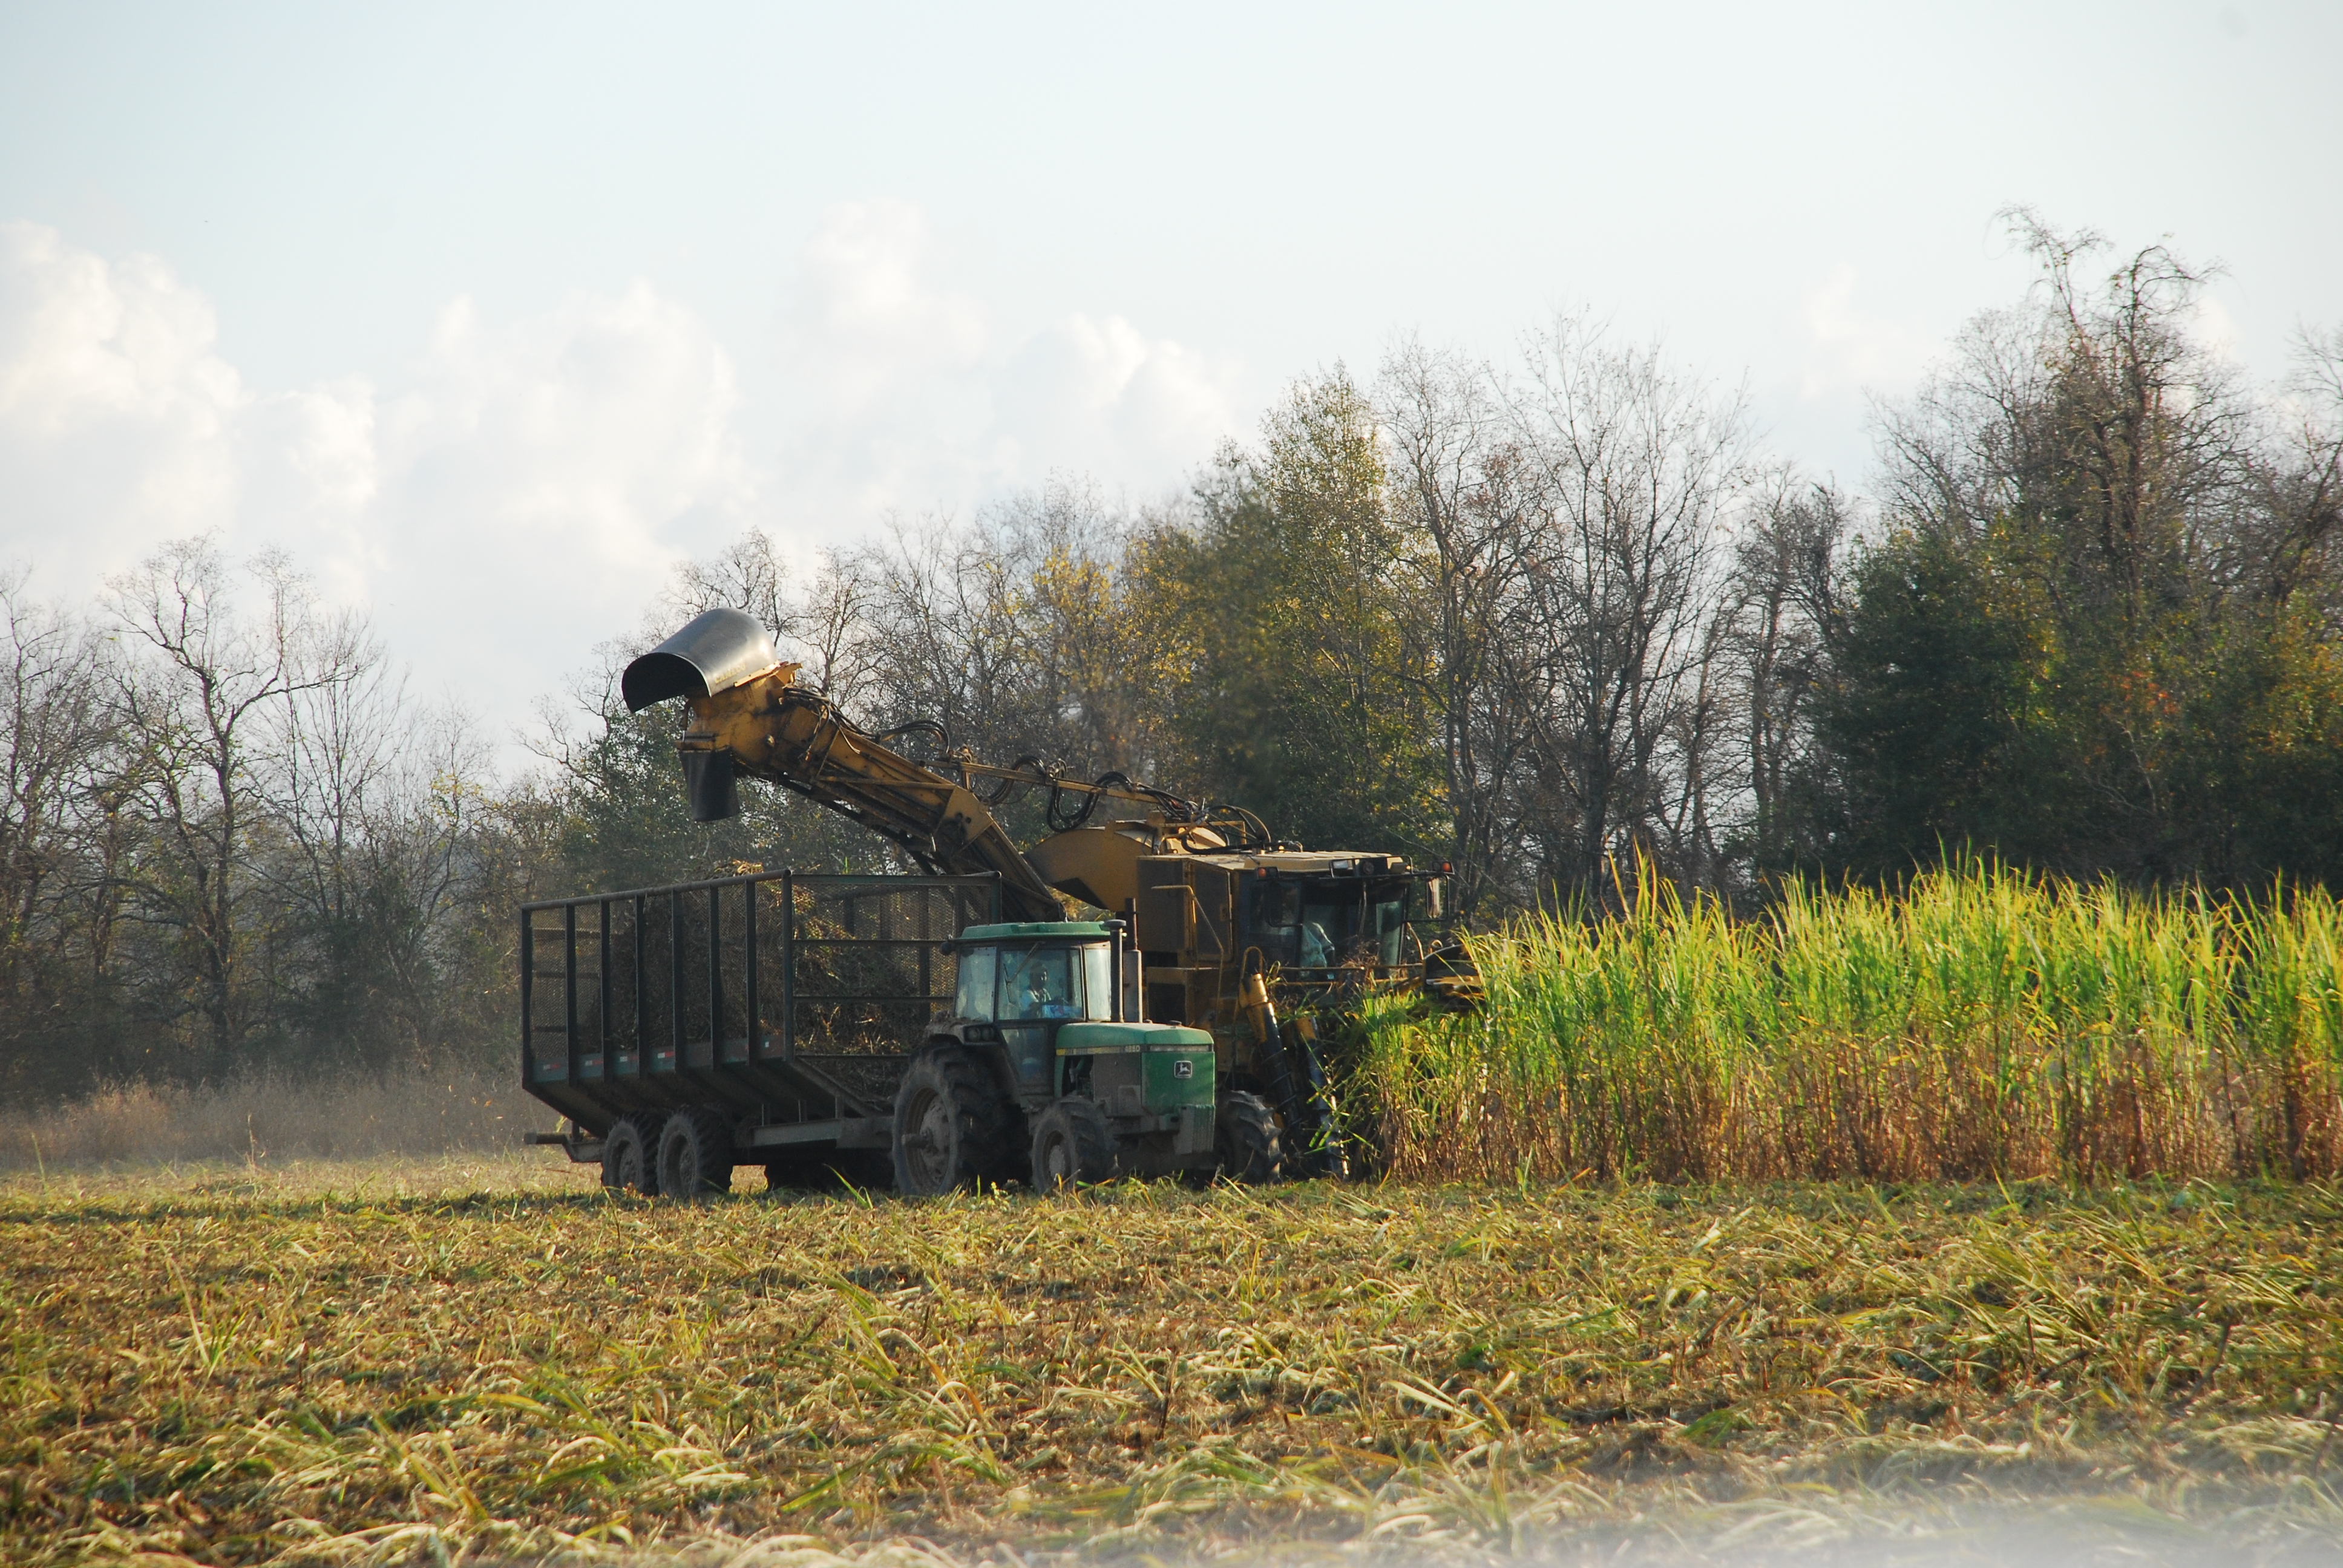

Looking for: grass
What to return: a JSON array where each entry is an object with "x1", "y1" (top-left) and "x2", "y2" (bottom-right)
[
  {"x1": 4, "y1": 1160, "x2": 2342, "y2": 1566},
  {"x1": 0, "y1": 1065, "x2": 540, "y2": 1173},
  {"x1": 1351, "y1": 863, "x2": 2343, "y2": 1184}
]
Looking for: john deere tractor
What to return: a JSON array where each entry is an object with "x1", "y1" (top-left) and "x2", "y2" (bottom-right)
[{"x1": 896, "y1": 918, "x2": 1283, "y2": 1192}]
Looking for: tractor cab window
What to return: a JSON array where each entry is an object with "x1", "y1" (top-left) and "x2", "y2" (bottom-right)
[
  {"x1": 955, "y1": 946, "x2": 998, "y2": 1021},
  {"x1": 1297, "y1": 887, "x2": 1412, "y2": 969},
  {"x1": 997, "y1": 945, "x2": 1106, "y2": 1022},
  {"x1": 1257, "y1": 882, "x2": 1302, "y2": 932},
  {"x1": 1250, "y1": 881, "x2": 1303, "y2": 961},
  {"x1": 1081, "y1": 943, "x2": 1114, "y2": 1020}
]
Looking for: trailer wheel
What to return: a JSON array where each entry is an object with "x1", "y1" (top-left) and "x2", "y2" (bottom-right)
[
  {"x1": 655, "y1": 1106, "x2": 735, "y2": 1200},
  {"x1": 1029, "y1": 1099, "x2": 1115, "y2": 1193},
  {"x1": 892, "y1": 1048, "x2": 1012, "y2": 1195},
  {"x1": 601, "y1": 1112, "x2": 659, "y2": 1193},
  {"x1": 1214, "y1": 1091, "x2": 1284, "y2": 1184}
]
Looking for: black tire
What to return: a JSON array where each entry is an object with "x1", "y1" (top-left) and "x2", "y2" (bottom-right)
[
  {"x1": 892, "y1": 1047, "x2": 1015, "y2": 1195},
  {"x1": 655, "y1": 1106, "x2": 735, "y2": 1200},
  {"x1": 600, "y1": 1112, "x2": 659, "y2": 1193},
  {"x1": 1029, "y1": 1099, "x2": 1116, "y2": 1193},
  {"x1": 1295, "y1": 1096, "x2": 1352, "y2": 1180},
  {"x1": 1214, "y1": 1091, "x2": 1283, "y2": 1184}
]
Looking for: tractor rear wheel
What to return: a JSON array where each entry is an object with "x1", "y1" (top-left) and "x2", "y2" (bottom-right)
[
  {"x1": 655, "y1": 1107, "x2": 735, "y2": 1199},
  {"x1": 893, "y1": 1048, "x2": 1013, "y2": 1195},
  {"x1": 600, "y1": 1112, "x2": 659, "y2": 1192},
  {"x1": 1029, "y1": 1099, "x2": 1115, "y2": 1193},
  {"x1": 1214, "y1": 1091, "x2": 1283, "y2": 1184}
]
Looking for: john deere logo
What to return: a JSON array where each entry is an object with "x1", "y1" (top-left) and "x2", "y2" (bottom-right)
[{"x1": 1173, "y1": 1060, "x2": 1194, "y2": 1078}]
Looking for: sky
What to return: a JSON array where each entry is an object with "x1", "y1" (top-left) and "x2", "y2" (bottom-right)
[{"x1": 2, "y1": 1, "x2": 2338, "y2": 759}]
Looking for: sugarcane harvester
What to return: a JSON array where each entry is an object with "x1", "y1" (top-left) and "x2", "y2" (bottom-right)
[{"x1": 533, "y1": 607, "x2": 1476, "y2": 1192}]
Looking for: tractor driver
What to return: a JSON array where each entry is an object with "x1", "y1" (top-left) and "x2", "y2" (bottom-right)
[{"x1": 1012, "y1": 953, "x2": 1078, "y2": 1020}]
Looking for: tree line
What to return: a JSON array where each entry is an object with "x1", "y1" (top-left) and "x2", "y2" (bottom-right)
[{"x1": 5, "y1": 214, "x2": 2340, "y2": 1101}]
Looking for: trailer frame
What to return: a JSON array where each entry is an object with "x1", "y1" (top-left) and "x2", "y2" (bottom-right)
[{"x1": 519, "y1": 869, "x2": 1002, "y2": 1163}]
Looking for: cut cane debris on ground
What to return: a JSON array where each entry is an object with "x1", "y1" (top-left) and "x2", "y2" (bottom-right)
[{"x1": 4, "y1": 1162, "x2": 2341, "y2": 1565}]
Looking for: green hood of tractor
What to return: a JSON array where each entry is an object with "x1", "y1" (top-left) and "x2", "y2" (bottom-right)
[{"x1": 1054, "y1": 1021, "x2": 1211, "y2": 1050}]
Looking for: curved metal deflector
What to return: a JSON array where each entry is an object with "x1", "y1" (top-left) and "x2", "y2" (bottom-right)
[{"x1": 621, "y1": 608, "x2": 782, "y2": 713}]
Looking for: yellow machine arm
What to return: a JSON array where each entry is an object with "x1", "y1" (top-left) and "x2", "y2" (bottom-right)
[{"x1": 619, "y1": 609, "x2": 1249, "y2": 923}]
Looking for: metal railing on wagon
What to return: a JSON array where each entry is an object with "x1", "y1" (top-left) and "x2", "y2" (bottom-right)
[{"x1": 520, "y1": 869, "x2": 1003, "y2": 1137}]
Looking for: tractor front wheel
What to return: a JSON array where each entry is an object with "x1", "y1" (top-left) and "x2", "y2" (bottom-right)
[
  {"x1": 1030, "y1": 1099, "x2": 1115, "y2": 1193},
  {"x1": 1214, "y1": 1091, "x2": 1283, "y2": 1184},
  {"x1": 893, "y1": 1048, "x2": 1014, "y2": 1195}
]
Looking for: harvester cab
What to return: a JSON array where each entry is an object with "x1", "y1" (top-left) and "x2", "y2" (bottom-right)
[{"x1": 902, "y1": 920, "x2": 1237, "y2": 1193}]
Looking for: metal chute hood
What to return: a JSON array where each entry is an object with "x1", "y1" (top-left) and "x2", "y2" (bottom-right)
[{"x1": 621, "y1": 608, "x2": 782, "y2": 714}]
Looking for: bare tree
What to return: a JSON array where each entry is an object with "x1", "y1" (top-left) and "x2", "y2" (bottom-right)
[
  {"x1": 657, "y1": 528, "x2": 796, "y2": 642},
  {"x1": 105, "y1": 540, "x2": 369, "y2": 1067},
  {"x1": 644, "y1": 528, "x2": 886, "y2": 709},
  {"x1": 2258, "y1": 324, "x2": 2343, "y2": 609},
  {"x1": 0, "y1": 579, "x2": 108, "y2": 965},
  {"x1": 1879, "y1": 211, "x2": 2255, "y2": 599},
  {"x1": 1501, "y1": 318, "x2": 1752, "y2": 904},
  {"x1": 789, "y1": 550, "x2": 882, "y2": 709},
  {"x1": 265, "y1": 601, "x2": 390, "y2": 937},
  {"x1": 0, "y1": 574, "x2": 128, "y2": 1091},
  {"x1": 1378, "y1": 339, "x2": 1544, "y2": 917},
  {"x1": 1722, "y1": 470, "x2": 1849, "y2": 871},
  {"x1": 848, "y1": 481, "x2": 1154, "y2": 779},
  {"x1": 339, "y1": 701, "x2": 497, "y2": 1065}
]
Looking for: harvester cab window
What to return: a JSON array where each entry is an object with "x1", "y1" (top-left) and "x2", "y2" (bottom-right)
[
  {"x1": 955, "y1": 946, "x2": 998, "y2": 1021},
  {"x1": 1250, "y1": 877, "x2": 1409, "y2": 970},
  {"x1": 1299, "y1": 904, "x2": 1346, "y2": 969},
  {"x1": 1248, "y1": 881, "x2": 1304, "y2": 961}
]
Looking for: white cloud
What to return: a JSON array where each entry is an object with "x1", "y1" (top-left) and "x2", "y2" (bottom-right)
[
  {"x1": 2192, "y1": 293, "x2": 2243, "y2": 362},
  {"x1": 0, "y1": 222, "x2": 753, "y2": 750},
  {"x1": 791, "y1": 199, "x2": 988, "y2": 415},
  {"x1": 339, "y1": 283, "x2": 753, "y2": 748},
  {"x1": 0, "y1": 221, "x2": 245, "y2": 580},
  {"x1": 770, "y1": 201, "x2": 1242, "y2": 526},
  {"x1": 370, "y1": 283, "x2": 752, "y2": 653},
  {"x1": 0, "y1": 224, "x2": 241, "y2": 436},
  {"x1": 995, "y1": 313, "x2": 1242, "y2": 482},
  {"x1": 0, "y1": 209, "x2": 1240, "y2": 760},
  {"x1": 1798, "y1": 264, "x2": 1938, "y2": 400}
]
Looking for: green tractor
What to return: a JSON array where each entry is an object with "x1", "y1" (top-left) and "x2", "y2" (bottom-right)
[{"x1": 895, "y1": 919, "x2": 1277, "y2": 1193}]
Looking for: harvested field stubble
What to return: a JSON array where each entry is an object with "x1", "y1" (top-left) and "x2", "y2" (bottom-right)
[
  {"x1": 1355, "y1": 864, "x2": 2343, "y2": 1183},
  {"x1": 2, "y1": 1164, "x2": 2341, "y2": 1564}
]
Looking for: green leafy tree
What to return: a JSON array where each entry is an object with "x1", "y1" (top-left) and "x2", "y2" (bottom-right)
[
  {"x1": 1835, "y1": 214, "x2": 2343, "y2": 886},
  {"x1": 1152, "y1": 370, "x2": 1444, "y2": 854},
  {"x1": 1824, "y1": 524, "x2": 2062, "y2": 872}
]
